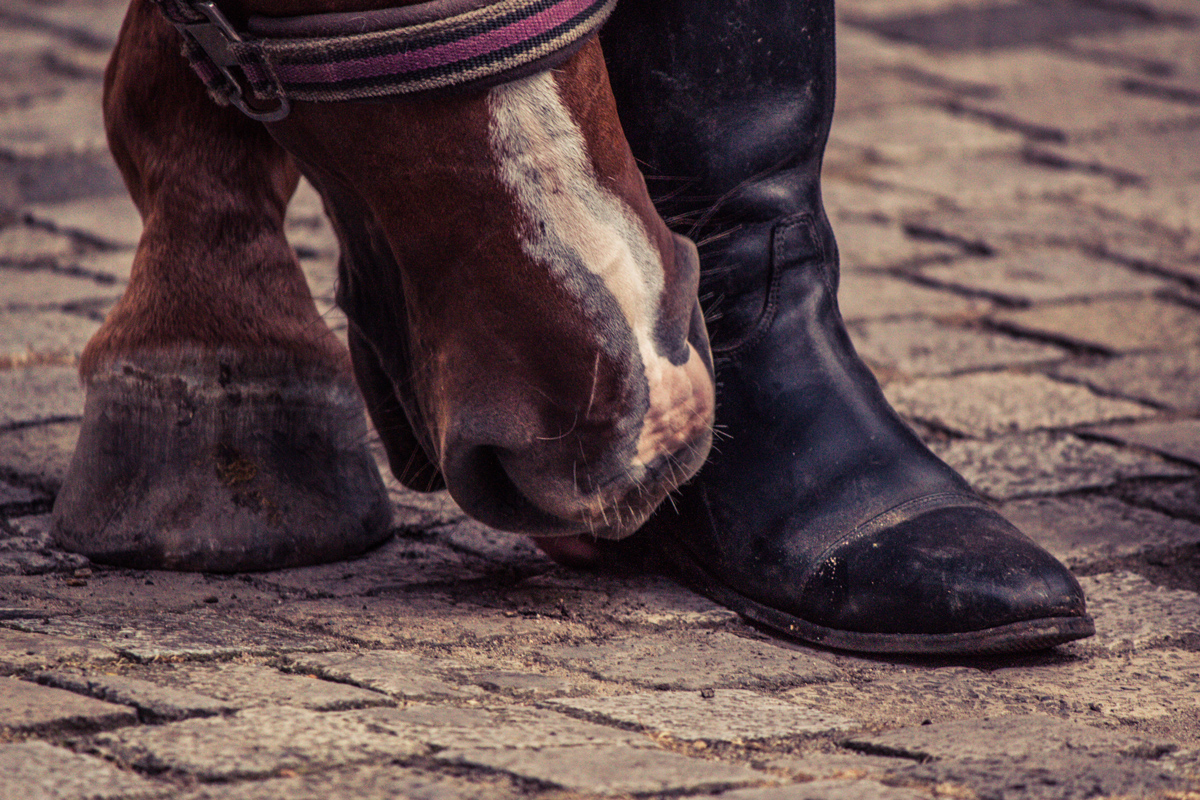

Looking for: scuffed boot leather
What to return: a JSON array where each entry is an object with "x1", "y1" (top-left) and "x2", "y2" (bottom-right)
[{"x1": 601, "y1": 0, "x2": 1093, "y2": 654}]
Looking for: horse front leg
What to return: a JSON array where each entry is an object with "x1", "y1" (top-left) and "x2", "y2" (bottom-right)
[{"x1": 51, "y1": 0, "x2": 392, "y2": 570}]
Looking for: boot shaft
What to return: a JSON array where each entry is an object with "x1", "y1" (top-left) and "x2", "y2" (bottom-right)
[{"x1": 601, "y1": 0, "x2": 836, "y2": 232}]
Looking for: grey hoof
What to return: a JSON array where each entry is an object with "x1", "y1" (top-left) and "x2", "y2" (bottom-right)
[{"x1": 53, "y1": 350, "x2": 393, "y2": 571}]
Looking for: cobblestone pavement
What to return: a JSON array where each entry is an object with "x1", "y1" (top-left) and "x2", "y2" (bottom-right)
[{"x1": 3, "y1": 0, "x2": 1200, "y2": 797}]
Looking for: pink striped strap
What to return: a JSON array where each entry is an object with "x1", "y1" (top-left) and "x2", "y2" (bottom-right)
[{"x1": 151, "y1": 0, "x2": 616, "y2": 120}]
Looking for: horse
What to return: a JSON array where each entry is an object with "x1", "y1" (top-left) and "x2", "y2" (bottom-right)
[{"x1": 52, "y1": 0, "x2": 716, "y2": 571}]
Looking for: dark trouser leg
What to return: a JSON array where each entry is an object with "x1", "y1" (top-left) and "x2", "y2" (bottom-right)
[{"x1": 601, "y1": 0, "x2": 1093, "y2": 654}]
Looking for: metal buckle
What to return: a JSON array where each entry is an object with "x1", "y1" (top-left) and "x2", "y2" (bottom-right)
[{"x1": 179, "y1": 1, "x2": 291, "y2": 122}]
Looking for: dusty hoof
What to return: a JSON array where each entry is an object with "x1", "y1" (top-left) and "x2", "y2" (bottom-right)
[{"x1": 53, "y1": 351, "x2": 393, "y2": 571}]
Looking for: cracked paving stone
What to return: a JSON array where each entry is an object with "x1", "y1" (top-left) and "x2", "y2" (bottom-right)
[
  {"x1": 36, "y1": 670, "x2": 235, "y2": 722},
  {"x1": 0, "y1": 365, "x2": 83, "y2": 427},
  {"x1": 760, "y1": 751, "x2": 916, "y2": 781},
  {"x1": 990, "y1": 296, "x2": 1200, "y2": 353},
  {"x1": 929, "y1": 431, "x2": 1191, "y2": 499},
  {"x1": 1054, "y1": 348, "x2": 1200, "y2": 411},
  {"x1": 177, "y1": 764, "x2": 517, "y2": 800},
  {"x1": 853, "y1": 318, "x2": 1066, "y2": 378},
  {"x1": 917, "y1": 247, "x2": 1169, "y2": 304},
  {"x1": 0, "y1": 421, "x2": 78, "y2": 491},
  {"x1": 886, "y1": 372, "x2": 1153, "y2": 436},
  {"x1": 0, "y1": 477, "x2": 43, "y2": 505},
  {"x1": 995, "y1": 649, "x2": 1200, "y2": 723},
  {"x1": 2, "y1": 267, "x2": 123, "y2": 310},
  {"x1": 0, "y1": 627, "x2": 118, "y2": 671},
  {"x1": 549, "y1": 689, "x2": 853, "y2": 744},
  {"x1": 283, "y1": 650, "x2": 479, "y2": 700},
  {"x1": 462, "y1": 670, "x2": 579, "y2": 698},
  {"x1": 542, "y1": 631, "x2": 841, "y2": 690},
  {"x1": 11, "y1": 610, "x2": 339, "y2": 660},
  {"x1": 1119, "y1": 475, "x2": 1200, "y2": 520},
  {"x1": 0, "y1": 224, "x2": 86, "y2": 262},
  {"x1": 121, "y1": 662, "x2": 391, "y2": 712},
  {"x1": 0, "y1": 740, "x2": 169, "y2": 800},
  {"x1": 0, "y1": 676, "x2": 136, "y2": 734},
  {"x1": 712, "y1": 779, "x2": 927, "y2": 800},
  {"x1": 999, "y1": 494, "x2": 1200, "y2": 568},
  {"x1": 94, "y1": 706, "x2": 426, "y2": 781},
  {"x1": 437, "y1": 743, "x2": 768, "y2": 796},
  {"x1": 1085, "y1": 418, "x2": 1200, "y2": 466},
  {"x1": 845, "y1": 713, "x2": 1172, "y2": 762},
  {"x1": 1073, "y1": 572, "x2": 1200, "y2": 652}
]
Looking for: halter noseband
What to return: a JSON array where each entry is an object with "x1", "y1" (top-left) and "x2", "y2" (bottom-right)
[{"x1": 150, "y1": 0, "x2": 617, "y2": 121}]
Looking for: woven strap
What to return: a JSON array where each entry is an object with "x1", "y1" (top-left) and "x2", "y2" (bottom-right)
[{"x1": 151, "y1": 0, "x2": 616, "y2": 118}]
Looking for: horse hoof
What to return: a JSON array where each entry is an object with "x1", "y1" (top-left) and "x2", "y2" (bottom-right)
[{"x1": 52, "y1": 350, "x2": 394, "y2": 572}]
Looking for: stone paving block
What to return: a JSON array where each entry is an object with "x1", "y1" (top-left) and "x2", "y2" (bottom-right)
[
  {"x1": 276, "y1": 593, "x2": 594, "y2": 648},
  {"x1": 70, "y1": 248, "x2": 134, "y2": 283},
  {"x1": 549, "y1": 689, "x2": 853, "y2": 743},
  {"x1": 830, "y1": 217, "x2": 961, "y2": 270},
  {"x1": 995, "y1": 649, "x2": 1200, "y2": 723},
  {"x1": 928, "y1": 431, "x2": 1191, "y2": 499},
  {"x1": 1085, "y1": 180, "x2": 1200, "y2": 240},
  {"x1": 179, "y1": 765, "x2": 515, "y2": 800},
  {"x1": 26, "y1": 194, "x2": 142, "y2": 249},
  {"x1": 846, "y1": 713, "x2": 1169, "y2": 762},
  {"x1": 283, "y1": 650, "x2": 477, "y2": 700},
  {"x1": 784, "y1": 667, "x2": 1052, "y2": 730},
  {"x1": 3, "y1": 0, "x2": 128, "y2": 49},
  {"x1": 0, "y1": 224, "x2": 79, "y2": 262},
  {"x1": 13, "y1": 610, "x2": 339, "y2": 661},
  {"x1": 36, "y1": 669, "x2": 236, "y2": 722},
  {"x1": 822, "y1": 175, "x2": 942, "y2": 221},
  {"x1": 869, "y1": 152, "x2": 1117, "y2": 210},
  {"x1": 1118, "y1": 476, "x2": 1200, "y2": 521},
  {"x1": 250, "y1": 536, "x2": 491, "y2": 598},
  {"x1": 882, "y1": 752, "x2": 1187, "y2": 800},
  {"x1": 1085, "y1": 418, "x2": 1200, "y2": 466},
  {"x1": 438, "y1": 743, "x2": 768, "y2": 796},
  {"x1": 831, "y1": 104, "x2": 1023, "y2": 163},
  {"x1": 714, "y1": 779, "x2": 927, "y2": 800},
  {"x1": 95, "y1": 706, "x2": 426, "y2": 781},
  {"x1": 885, "y1": 372, "x2": 1155, "y2": 436},
  {"x1": 543, "y1": 631, "x2": 842, "y2": 690},
  {"x1": 0, "y1": 675, "x2": 136, "y2": 734},
  {"x1": 991, "y1": 296, "x2": 1200, "y2": 353},
  {"x1": 1035, "y1": 125, "x2": 1200, "y2": 188},
  {"x1": 914, "y1": 48, "x2": 1200, "y2": 137},
  {"x1": 1053, "y1": 348, "x2": 1200, "y2": 411},
  {"x1": 1075, "y1": 572, "x2": 1200, "y2": 652},
  {"x1": 838, "y1": 274, "x2": 986, "y2": 322},
  {"x1": 465, "y1": 670, "x2": 580, "y2": 698},
  {"x1": 760, "y1": 751, "x2": 914, "y2": 781},
  {"x1": 999, "y1": 494, "x2": 1200, "y2": 567},
  {"x1": 918, "y1": 248, "x2": 1170, "y2": 303},
  {"x1": 852, "y1": 318, "x2": 1066, "y2": 378},
  {"x1": 0, "y1": 627, "x2": 117, "y2": 671},
  {"x1": 0, "y1": 310, "x2": 98, "y2": 365},
  {"x1": 2, "y1": 267, "x2": 124, "y2": 310},
  {"x1": 0, "y1": 365, "x2": 83, "y2": 427},
  {"x1": 0, "y1": 533, "x2": 89, "y2": 575},
  {"x1": 372, "y1": 703, "x2": 648, "y2": 750},
  {"x1": 0, "y1": 477, "x2": 43, "y2": 505},
  {"x1": 0, "y1": 740, "x2": 169, "y2": 800},
  {"x1": 0, "y1": 83, "x2": 107, "y2": 158},
  {"x1": 600, "y1": 576, "x2": 740, "y2": 628},
  {"x1": 126, "y1": 662, "x2": 391, "y2": 712}
]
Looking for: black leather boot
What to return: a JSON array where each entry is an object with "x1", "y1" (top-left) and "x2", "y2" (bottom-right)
[{"x1": 600, "y1": 0, "x2": 1094, "y2": 654}]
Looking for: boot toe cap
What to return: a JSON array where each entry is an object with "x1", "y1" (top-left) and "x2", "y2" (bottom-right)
[{"x1": 795, "y1": 505, "x2": 1089, "y2": 637}]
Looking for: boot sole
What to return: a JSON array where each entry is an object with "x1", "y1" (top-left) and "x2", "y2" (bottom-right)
[{"x1": 662, "y1": 543, "x2": 1096, "y2": 656}]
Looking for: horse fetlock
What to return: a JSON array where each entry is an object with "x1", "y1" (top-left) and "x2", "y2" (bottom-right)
[{"x1": 53, "y1": 348, "x2": 393, "y2": 571}]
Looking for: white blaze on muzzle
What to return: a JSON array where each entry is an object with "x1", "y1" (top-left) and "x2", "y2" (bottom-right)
[{"x1": 486, "y1": 71, "x2": 712, "y2": 476}]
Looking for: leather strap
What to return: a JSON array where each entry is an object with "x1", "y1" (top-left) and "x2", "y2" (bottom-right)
[{"x1": 150, "y1": 0, "x2": 617, "y2": 120}]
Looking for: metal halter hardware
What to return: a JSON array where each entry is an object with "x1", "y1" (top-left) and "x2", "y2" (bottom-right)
[
  {"x1": 151, "y1": 0, "x2": 618, "y2": 122},
  {"x1": 177, "y1": 1, "x2": 290, "y2": 122}
]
